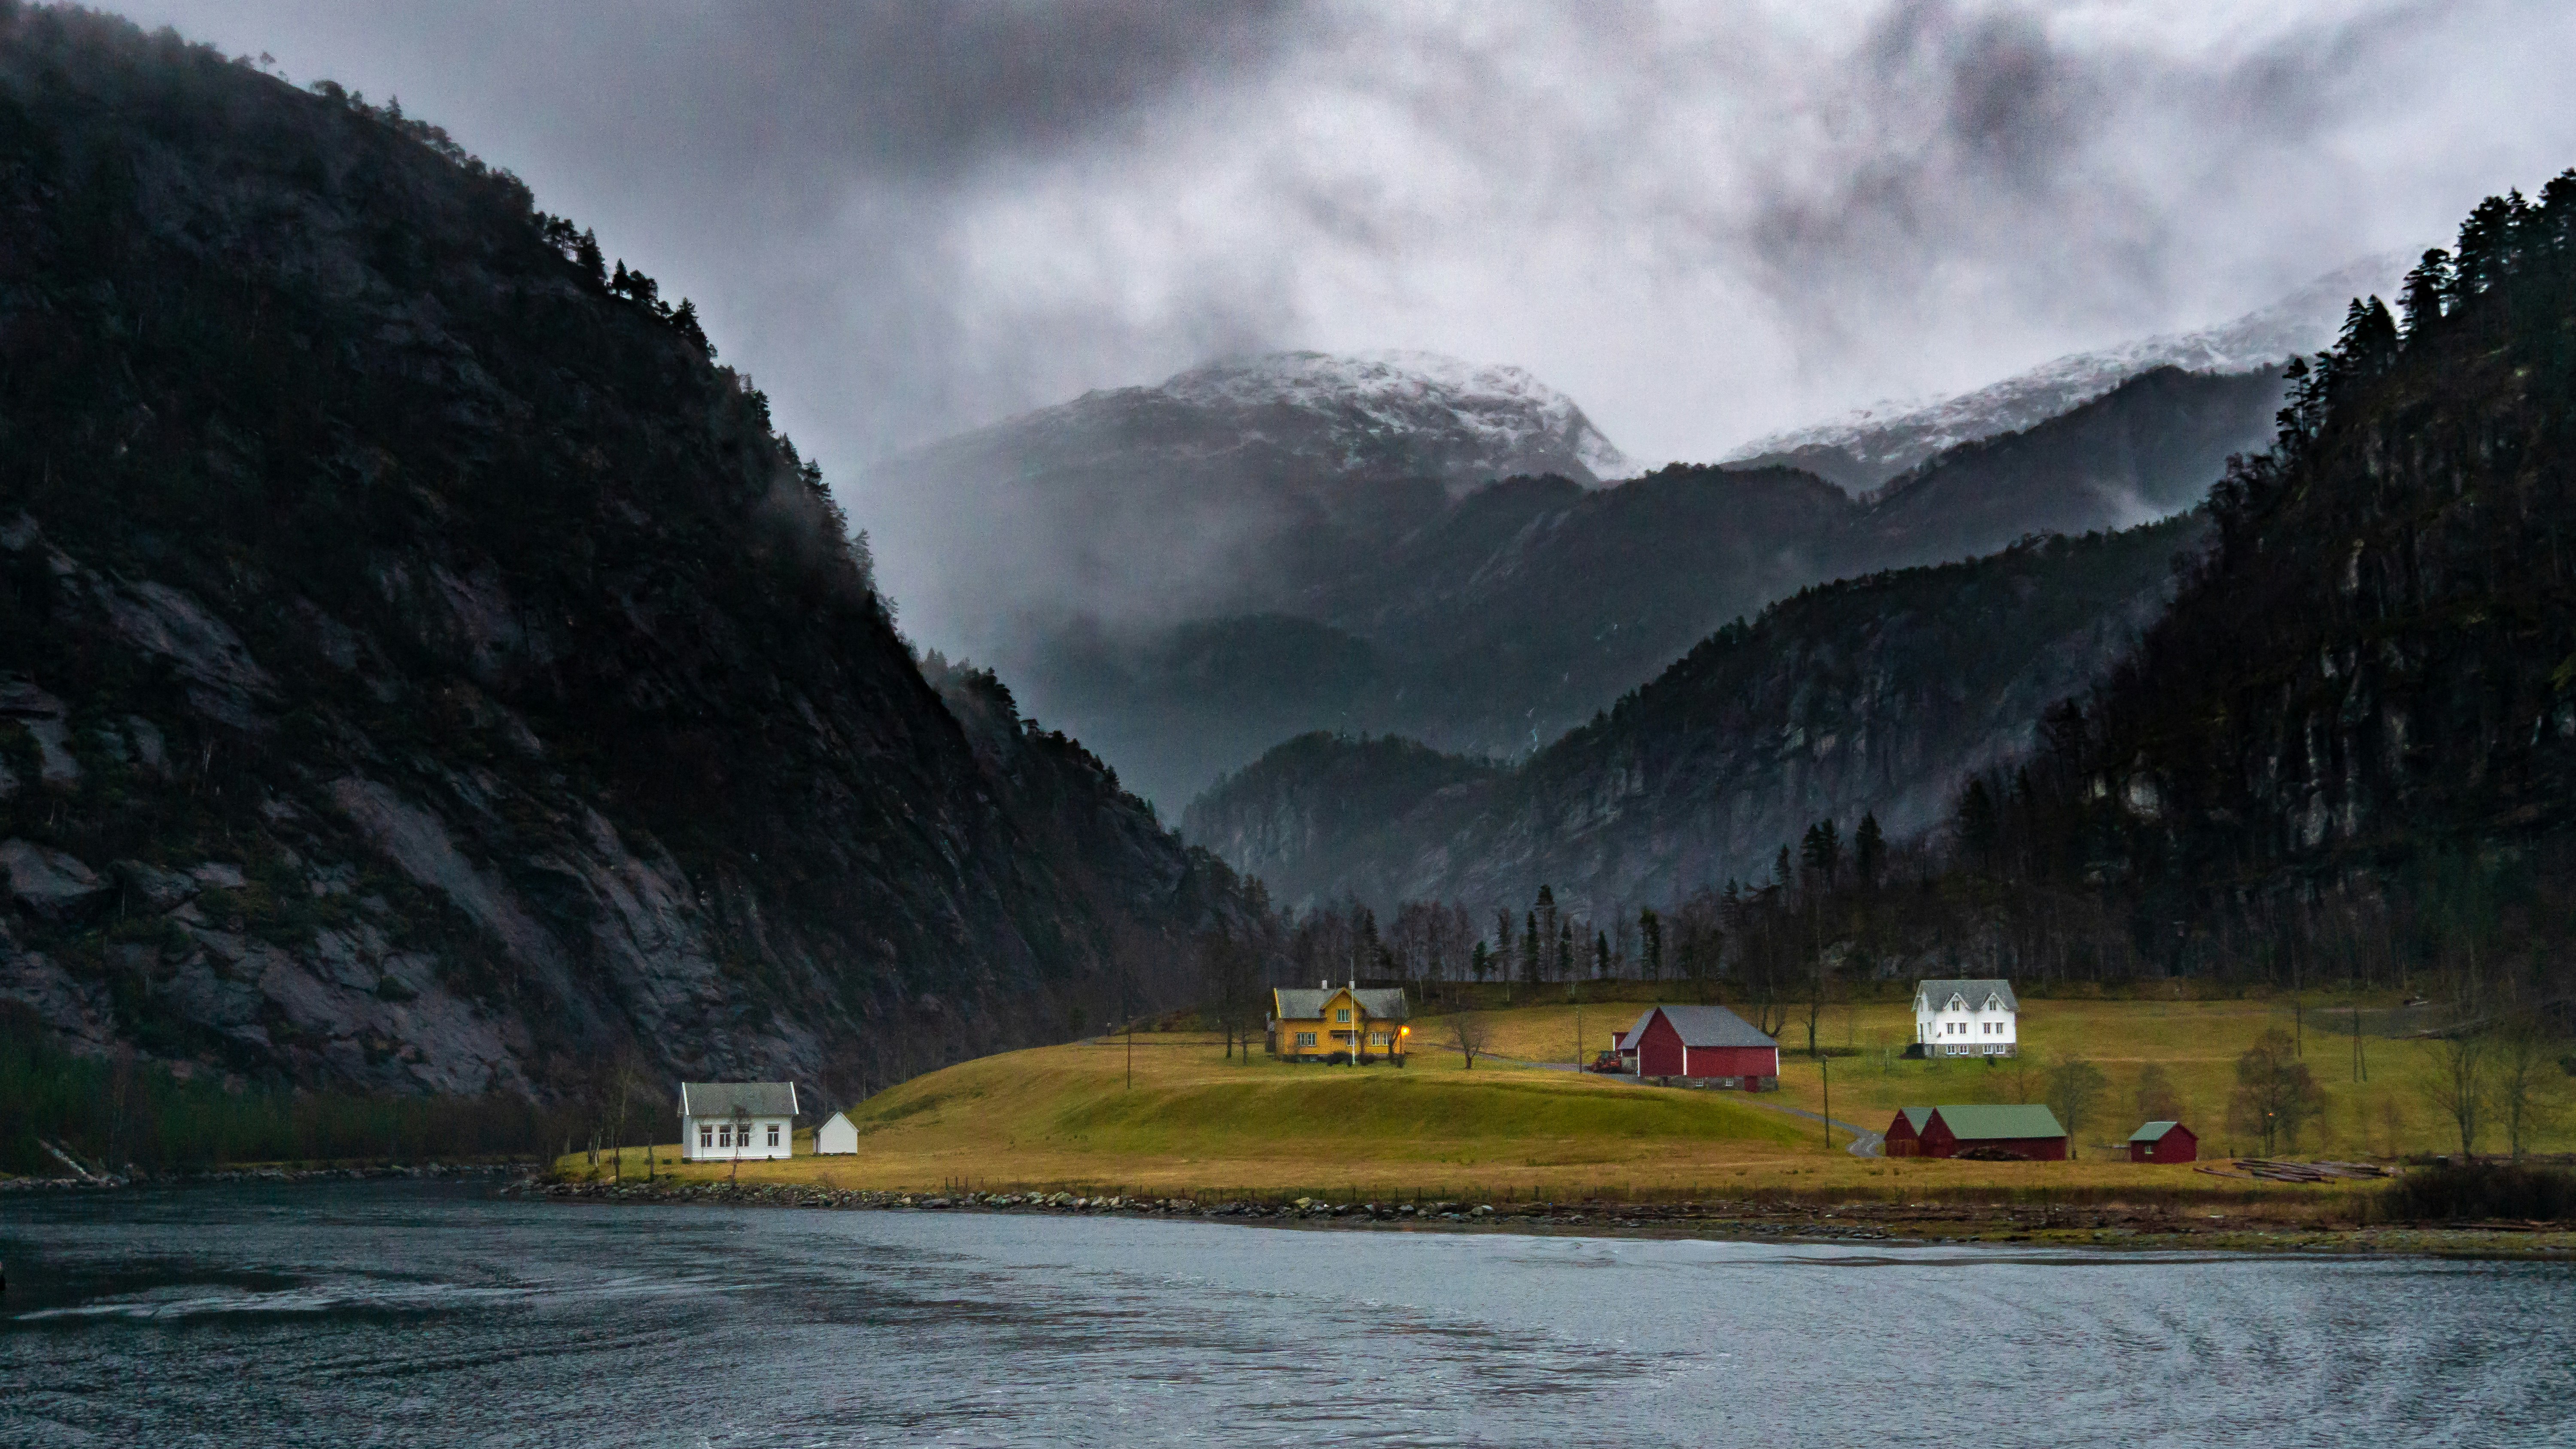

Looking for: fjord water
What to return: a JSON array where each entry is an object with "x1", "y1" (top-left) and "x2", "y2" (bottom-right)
[{"x1": 3, "y1": 1184, "x2": 2568, "y2": 1447}]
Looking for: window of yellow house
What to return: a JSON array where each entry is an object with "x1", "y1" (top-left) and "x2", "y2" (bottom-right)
[
  {"x1": 1336, "y1": 1008, "x2": 1351, "y2": 1023},
  {"x1": 1296, "y1": 1031, "x2": 1317, "y2": 1047}
]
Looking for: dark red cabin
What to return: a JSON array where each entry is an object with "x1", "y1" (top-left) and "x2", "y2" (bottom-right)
[{"x1": 2127, "y1": 1121, "x2": 2197, "y2": 1163}]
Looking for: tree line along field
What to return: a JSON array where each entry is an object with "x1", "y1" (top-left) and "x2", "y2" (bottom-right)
[{"x1": 557, "y1": 994, "x2": 2569, "y2": 1199}]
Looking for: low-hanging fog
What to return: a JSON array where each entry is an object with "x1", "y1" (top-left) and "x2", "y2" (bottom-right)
[{"x1": 116, "y1": 0, "x2": 2576, "y2": 655}]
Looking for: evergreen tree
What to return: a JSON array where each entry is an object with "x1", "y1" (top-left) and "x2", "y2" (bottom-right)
[
  {"x1": 1800, "y1": 819, "x2": 1841, "y2": 887},
  {"x1": 1556, "y1": 919, "x2": 1574, "y2": 980},
  {"x1": 1520, "y1": 911, "x2": 1541, "y2": 985},
  {"x1": 1854, "y1": 813, "x2": 1885, "y2": 890},
  {"x1": 1638, "y1": 907, "x2": 1664, "y2": 981},
  {"x1": 1469, "y1": 940, "x2": 1492, "y2": 983},
  {"x1": 2399, "y1": 247, "x2": 2453, "y2": 339},
  {"x1": 1593, "y1": 930, "x2": 1611, "y2": 980},
  {"x1": 1957, "y1": 778, "x2": 2000, "y2": 872}
]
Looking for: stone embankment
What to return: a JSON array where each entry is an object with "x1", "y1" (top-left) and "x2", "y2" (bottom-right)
[
  {"x1": 0, "y1": 1163, "x2": 520, "y2": 1192},
  {"x1": 515, "y1": 1177, "x2": 2576, "y2": 1256}
]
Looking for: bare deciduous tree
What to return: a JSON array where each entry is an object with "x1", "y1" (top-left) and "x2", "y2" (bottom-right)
[
  {"x1": 2420, "y1": 1027, "x2": 2491, "y2": 1158},
  {"x1": 2046, "y1": 1054, "x2": 2109, "y2": 1147},
  {"x1": 2492, "y1": 1011, "x2": 2564, "y2": 1160},
  {"x1": 2229, "y1": 1028, "x2": 2323, "y2": 1155},
  {"x1": 1447, "y1": 1012, "x2": 1493, "y2": 1071}
]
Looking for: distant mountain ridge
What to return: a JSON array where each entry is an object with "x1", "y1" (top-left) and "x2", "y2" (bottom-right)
[
  {"x1": 1727, "y1": 255, "x2": 2409, "y2": 494},
  {"x1": 1184, "y1": 517, "x2": 2205, "y2": 916}
]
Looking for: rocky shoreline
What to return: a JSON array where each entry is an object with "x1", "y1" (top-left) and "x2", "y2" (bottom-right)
[
  {"x1": 512, "y1": 1177, "x2": 2576, "y2": 1258},
  {"x1": 0, "y1": 1162, "x2": 522, "y2": 1192}
]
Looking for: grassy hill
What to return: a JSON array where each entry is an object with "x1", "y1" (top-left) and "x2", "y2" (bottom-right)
[{"x1": 574, "y1": 992, "x2": 2568, "y2": 1200}]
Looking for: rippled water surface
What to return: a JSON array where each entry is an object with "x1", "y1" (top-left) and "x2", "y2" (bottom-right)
[{"x1": 3, "y1": 1182, "x2": 2572, "y2": 1446}]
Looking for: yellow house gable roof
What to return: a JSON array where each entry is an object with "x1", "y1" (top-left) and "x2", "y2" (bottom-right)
[{"x1": 1272, "y1": 987, "x2": 1410, "y2": 1021}]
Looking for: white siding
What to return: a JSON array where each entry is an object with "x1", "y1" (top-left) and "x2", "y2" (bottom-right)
[
  {"x1": 1915, "y1": 990, "x2": 2019, "y2": 1056},
  {"x1": 816, "y1": 1111, "x2": 859, "y2": 1155},
  {"x1": 680, "y1": 1115, "x2": 795, "y2": 1160}
]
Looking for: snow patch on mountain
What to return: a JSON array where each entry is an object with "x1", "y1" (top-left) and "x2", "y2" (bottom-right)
[
  {"x1": 1729, "y1": 254, "x2": 2413, "y2": 492},
  {"x1": 1164, "y1": 349, "x2": 1631, "y2": 487}
]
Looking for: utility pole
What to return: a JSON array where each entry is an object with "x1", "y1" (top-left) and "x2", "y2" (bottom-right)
[
  {"x1": 1126, "y1": 1016, "x2": 1133, "y2": 1090},
  {"x1": 1821, "y1": 1055, "x2": 1832, "y2": 1153},
  {"x1": 1574, "y1": 1001, "x2": 1582, "y2": 1070}
]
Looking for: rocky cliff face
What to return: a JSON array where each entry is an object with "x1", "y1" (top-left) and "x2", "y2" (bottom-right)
[
  {"x1": 0, "y1": 9, "x2": 1253, "y2": 1100},
  {"x1": 1183, "y1": 519, "x2": 2202, "y2": 917}
]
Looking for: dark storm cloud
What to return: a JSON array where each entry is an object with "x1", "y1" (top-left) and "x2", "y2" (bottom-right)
[{"x1": 111, "y1": 0, "x2": 2576, "y2": 647}]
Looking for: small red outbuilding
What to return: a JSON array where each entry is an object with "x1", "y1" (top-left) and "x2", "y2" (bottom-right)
[
  {"x1": 2127, "y1": 1120, "x2": 2198, "y2": 1163},
  {"x1": 1891, "y1": 1104, "x2": 2068, "y2": 1161},
  {"x1": 1883, "y1": 1107, "x2": 1935, "y2": 1157}
]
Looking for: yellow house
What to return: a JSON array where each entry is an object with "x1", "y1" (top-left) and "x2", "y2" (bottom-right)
[{"x1": 1269, "y1": 983, "x2": 1411, "y2": 1063}]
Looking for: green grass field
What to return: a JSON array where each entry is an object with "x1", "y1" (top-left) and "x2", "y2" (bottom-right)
[
  {"x1": 558, "y1": 991, "x2": 2568, "y2": 1201},
  {"x1": 1413, "y1": 991, "x2": 2576, "y2": 1160}
]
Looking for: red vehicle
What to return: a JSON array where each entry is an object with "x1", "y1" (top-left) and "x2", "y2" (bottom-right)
[{"x1": 1586, "y1": 1050, "x2": 1624, "y2": 1073}]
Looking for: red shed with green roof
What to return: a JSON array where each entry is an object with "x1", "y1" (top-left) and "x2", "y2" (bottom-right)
[
  {"x1": 1912, "y1": 1104, "x2": 2068, "y2": 1161},
  {"x1": 2127, "y1": 1120, "x2": 2198, "y2": 1163}
]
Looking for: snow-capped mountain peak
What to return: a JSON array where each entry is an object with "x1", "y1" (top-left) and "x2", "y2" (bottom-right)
[
  {"x1": 1161, "y1": 349, "x2": 1630, "y2": 486},
  {"x1": 1727, "y1": 254, "x2": 2412, "y2": 493}
]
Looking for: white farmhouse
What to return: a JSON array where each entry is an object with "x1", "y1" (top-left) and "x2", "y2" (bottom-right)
[
  {"x1": 1915, "y1": 978, "x2": 2019, "y2": 1057},
  {"x1": 678, "y1": 1081, "x2": 799, "y2": 1161},
  {"x1": 815, "y1": 1110, "x2": 859, "y2": 1156}
]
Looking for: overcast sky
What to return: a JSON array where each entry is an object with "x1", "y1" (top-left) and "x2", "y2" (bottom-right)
[{"x1": 118, "y1": 1, "x2": 2576, "y2": 496}]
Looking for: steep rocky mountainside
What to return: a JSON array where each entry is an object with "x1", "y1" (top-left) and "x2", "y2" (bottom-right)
[
  {"x1": 1726, "y1": 255, "x2": 2405, "y2": 493},
  {"x1": 2040, "y1": 179, "x2": 2576, "y2": 905},
  {"x1": 0, "y1": 10, "x2": 1254, "y2": 1100},
  {"x1": 1185, "y1": 518, "x2": 2203, "y2": 917}
]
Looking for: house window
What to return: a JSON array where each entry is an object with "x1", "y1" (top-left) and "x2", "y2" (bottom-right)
[
  {"x1": 1337, "y1": 1009, "x2": 1351, "y2": 1023},
  {"x1": 699, "y1": 1125, "x2": 712, "y2": 1149},
  {"x1": 718, "y1": 1124, "x2": 733, "y2": 1147},
  {"x1": 767, "y1": 1124, "x2": 781, "y2": 1148},
  {"x1": 1296, "y1": 1031, "x2": 1317, "y2": 1047}
]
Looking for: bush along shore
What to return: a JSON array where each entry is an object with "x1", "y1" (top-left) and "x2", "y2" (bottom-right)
[{"x1": 513, "y1": 1171, "x2": 2576, "y2": 1258}]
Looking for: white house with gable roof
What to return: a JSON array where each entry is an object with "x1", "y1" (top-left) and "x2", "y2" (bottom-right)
[
  {"x1": 1914, "y1": 978, "x2": 2019, "y2": 1057},
  {"x1": 678, "y1": 1081, "x2": 799, "y2": 1160}
]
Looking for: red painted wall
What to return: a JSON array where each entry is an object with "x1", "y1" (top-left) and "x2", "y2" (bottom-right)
[
  {"x1": 1685, "y1": 1045, "x2": 1777, "y2": 1078},
  {"x1": 1885, "y1": 1113, "x2": 1921, "y2": 1157},
  {"x1": 2130, "y1": 1126, "x2": 2198, "y2": 1163},
  {"x1": 1635, "y1": 1012, "x2": 1687, "y2": 1076},
  {"x1": 1919, "y1": 1116, "x2": 2067, "y2": 1161}
]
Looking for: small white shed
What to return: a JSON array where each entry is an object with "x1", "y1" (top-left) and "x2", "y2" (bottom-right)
[{"x1": 815, "y1": 1110, "x2": 859, "y2": 1155}]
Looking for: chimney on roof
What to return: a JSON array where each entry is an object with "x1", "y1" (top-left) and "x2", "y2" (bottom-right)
[{"x1": 1319, "y1": 979, "x2": 1327, "y2": 990}]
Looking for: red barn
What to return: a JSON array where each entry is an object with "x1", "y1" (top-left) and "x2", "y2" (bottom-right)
[
  {"x1": 1622, "y1": 1005, "x2": 1780, "y2": 1088},
  {"x1": 1915, "y1": 1104, "x2": 2068, "y2": 1161},
  {"x1": 1884, "y1": 1107, "x2": 1935, "y2": 1157},
  {"x1": 2127, "y1": 1120, "x2": 2198, "y2": 1163}
]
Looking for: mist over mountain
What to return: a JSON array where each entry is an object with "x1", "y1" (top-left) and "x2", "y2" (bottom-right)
[
  {"x1": 0, "y1": 9, "x2": 1258, "y2": 1100},
  {"x1": 1185, "y1": 517, "x2": 2202, "y2": 917},
  {"x1": 895, "y1": 332, "x2": 2294, "y2": 810}
]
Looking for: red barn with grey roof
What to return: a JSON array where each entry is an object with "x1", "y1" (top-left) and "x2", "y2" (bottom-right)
[{"x1": 1623, "y1": 1005, "x2": 1779, "y2": 1087}]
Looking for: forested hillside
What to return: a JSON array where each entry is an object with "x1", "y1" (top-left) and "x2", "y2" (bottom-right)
[
  {"x1": 0, "y1": 8, "x2": 1258, "y2": 1115},
  {"x1": 1186, "y1": 517, "x2": 2201, "y2": 917},
  {"x1": 1976, "y1": 174, "x2": 2576, "y2": 989}
]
